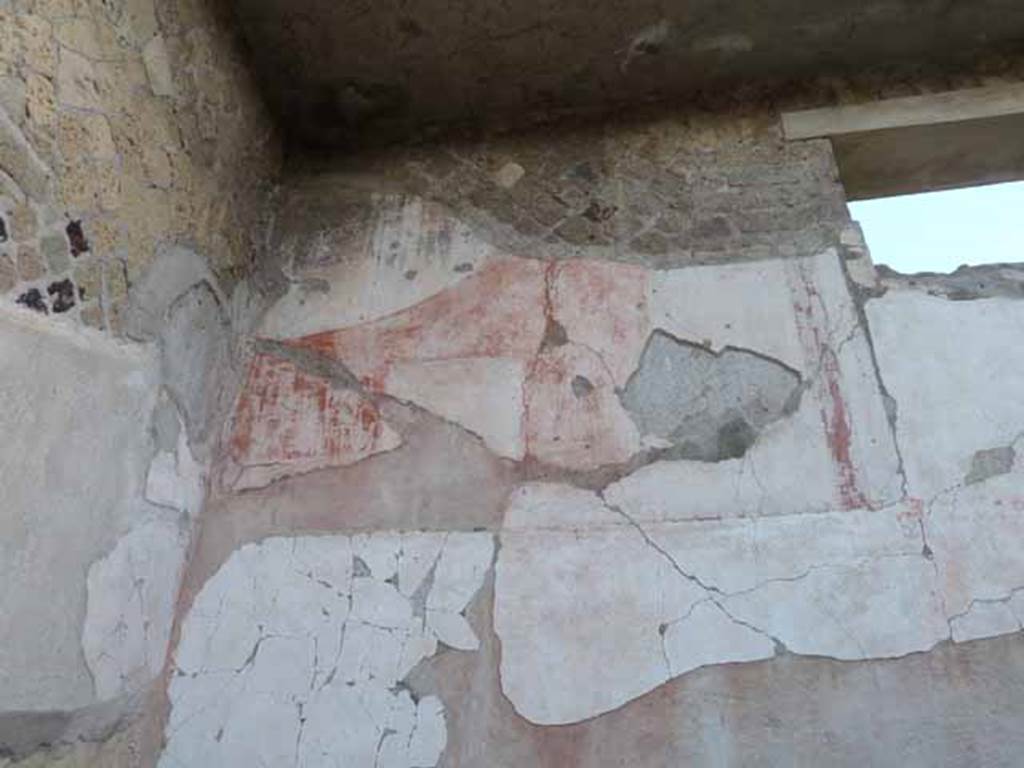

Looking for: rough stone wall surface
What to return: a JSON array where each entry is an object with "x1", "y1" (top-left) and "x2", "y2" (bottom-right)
[
  {"x1": 145, "y1": 121, "x2": 1024, "y2": 767},
  {"x1": 4, "y1": 74, "x2": 1024, "y2": 765},
  {"x1": 0, "y1": 0, "x2": 276, "y2": 333},
  {"x1": 273, "y1": 111, "x2": 847, "y2": 276}
]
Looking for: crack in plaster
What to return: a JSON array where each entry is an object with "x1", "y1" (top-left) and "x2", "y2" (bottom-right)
[{"x1": 160, "y1": 532, "x2": 492, "y2": 767}]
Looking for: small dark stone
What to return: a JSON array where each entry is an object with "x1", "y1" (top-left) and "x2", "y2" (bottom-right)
[
  {"x1": 404, "y1": 269, "x2": 418, "y2": 280},
  {"x1": 583, "y1": 200, "x2": 617, "y2": 223},
  {"x1": 453, "y1": 262, "x2": 474, "y2": 273},
  {"x1": 65, "y1": 220, "x2": 90, "y2": 257},
  {"x1": 47, "y1": 278, "x2": 76, "y2": 313},
  {"x1": 16, "y1": 288, "x2": 47, "y2": 314},
  {"x1": 0, "y1": 216, "x2": 8, "y2": 243}
]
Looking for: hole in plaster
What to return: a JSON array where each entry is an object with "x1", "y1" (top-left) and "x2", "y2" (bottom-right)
[
  {"x1": 849, "y1": 181, "x2": 1024, "y2": 274},
  {"x1": 65, "y1": 220, "x2": 90, "y2": 258},
  {"x1": 619, "y1": 331, "x2": 802, "y2": 462}
]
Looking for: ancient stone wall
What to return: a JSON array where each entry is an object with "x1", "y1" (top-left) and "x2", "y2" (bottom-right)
[
  {"x1": 0, "y1": 0, "x2": 276, "y2": 763},
  {"x1": 0, "y1": 0, "x2": 276, "y2": 331},
  {"x1": 157, "y1": 115, "x2": 1024, "y2": 766},
  {"x1": 3, "y1": 59, "x2": 1024, "y2": 765}
]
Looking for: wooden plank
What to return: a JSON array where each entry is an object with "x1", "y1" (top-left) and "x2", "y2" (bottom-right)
[{"x1": 782, "y1": 83, "x2": 1024, "y2": 140}]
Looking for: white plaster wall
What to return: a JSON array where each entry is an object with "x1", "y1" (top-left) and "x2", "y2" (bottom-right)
[
  {"x1": 866, "y1": 290, "x2": 1024, "y2": 498},
  {"x1": 0, "y1": 307, "x2": 160, "y2": 711}
]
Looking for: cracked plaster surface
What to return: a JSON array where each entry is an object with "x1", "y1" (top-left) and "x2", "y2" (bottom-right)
[
  {"x1": 493, "y1": 478, "x2": 1022, "y2": 725},
  {"x1": 0, "y1": 306, "x2": 160, "y2": 711},
  {"x1": 82, "y1": 518, "x2": 189, "y2": 702},
  {"x1": 262, "y1": 246, "x2": 901, "y2": 501},
  {"x1": 159, "y1": 532, "x2": 493, "y2": 767},
  {"x1": 866, "y1": 290, "x2": 1024, "y2": 499},
  {"x1": 225, "y1": 353, "x2": 402, "y2": 491}
]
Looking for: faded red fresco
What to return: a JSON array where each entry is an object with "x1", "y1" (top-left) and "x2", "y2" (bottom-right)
[
  {"x1": 227, "y1": 353, "x2": 400, "y2": 490},
  {"x1": 290, "y1": 258, "x2": 549, "y2": 390},
  {"x1": 550, "y1": 259, "x2": 651, "y2": 387},
  {"x1": 523, "y1": 343, "x2": 641, "y2": 470},
  {"x1": 282, "y1": 256, "x2": 648, "y2": 470},
  {"x1": 790, "y1": 265, "x2": 869, "y2": 510}
]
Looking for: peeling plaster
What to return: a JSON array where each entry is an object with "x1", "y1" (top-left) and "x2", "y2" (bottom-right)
[
  {"x1": 82, "y1": 519, "x2": 189, "y2": 702},
  {"x1": 619, "y1": 330, "x2": 802, "y2": 461},
  {"x1": 159, "y1": 533, "x2": 493, "y2": 766},
  {"x1": 494, "y1": 480, "x2": 1023, "y2": 725},
  {"x1": 866, "y1": 290, "x2": 1024, "y2": 499},
  {"x1": 225, "y1": 352, "x2": 402, "y2": 491}
]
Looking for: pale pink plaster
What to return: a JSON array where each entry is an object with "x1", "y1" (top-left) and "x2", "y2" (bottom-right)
[
  {"x1": 289, "y1": 258, "x2": 548, "y2": 390},
  {"x1": 278, "y1": 256, "x2": 656, "y2": 471},
  {"x1": 524, "y1": 343, "x2": 641, "y2": 470},
  {"x1": 226, "y1": 353, "x2": 401, "y2": 490},
  {"x1": 384, "y1": 357, "x2": 528, "y2": 460},
  {"x1": 550, "y1": 259, "x2": 651, "y2": 387}
]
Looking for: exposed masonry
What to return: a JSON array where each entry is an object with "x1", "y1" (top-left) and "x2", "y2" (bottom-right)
[
  {"x1": 0, "y1": 0, "x2": 275, "y2": 335},
  {"x1": 267, "y1": 111, "x2": 848, "y2": 275},
  {"x1": 877, "y1": 263, "x2": 1024, "y2": 301},
  {"x1": 620, "y1": 331, "x2": 803, "y2": 461},
  {"x1": 160, "y1": 533, "x2": 493, "y2": 767},
  {"x1": 6, "y1": 76, "x2": 1024, "y2": 764}
]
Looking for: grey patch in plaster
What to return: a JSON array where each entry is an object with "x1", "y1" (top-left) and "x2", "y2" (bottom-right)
[
  {"x1": 0, "y1": 688, "x2": 146, "y2": 760},
  {"x1": 161, "y1": 282, "x2": 230, "y2": 447},
  {"x1": 620, "y1": 330, "x2": 802, "y2": 462},
  {"x1": 965, "y1": 446, "x2": 1016, "y2": 485},
  {"x1": 352, "y1": 555, "x2": 372, "y2": 577},
  {"x1": 877, "y1": 263, "x2": 1024, "y2": 301},
  {"x1": 151, "y1": 396, "x2": 181, "y2": 453},
  {"x1": 123, "y1": 245, "x2": 225, "y2": 341}
]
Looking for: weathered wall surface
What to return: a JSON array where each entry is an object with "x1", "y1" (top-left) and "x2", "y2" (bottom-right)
[
  {"x1": 147, "y1": 113, "x2": 1024, "y2": 767},
  {"x1": 0, "y1": 0, "x2": 277, "y2": 762},
  {"x1": 0, "y1": 0, "x2": 276, "y2": 332},
  {"x1": 0, "y1": 243, "x2": 237, "y2": 764}
]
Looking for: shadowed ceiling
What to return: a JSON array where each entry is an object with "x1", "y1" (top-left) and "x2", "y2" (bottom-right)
[{"x1": 229, "y1": 0, "x2": 1024, "y2": 150}]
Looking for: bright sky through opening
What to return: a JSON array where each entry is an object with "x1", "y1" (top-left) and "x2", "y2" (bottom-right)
[{"x1": 849, "y1": 180, "x2": 1024, "y2": 274}]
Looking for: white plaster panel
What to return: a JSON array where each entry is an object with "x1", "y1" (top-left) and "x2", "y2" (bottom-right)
[
  {"x1": 82, "y1": 519, "x2": 189, "y2": 701},
  {"x1": 648, "y1": 258, "x2": 805, "y2": 372},
  {"x1": 493, "y1": 483, "x2": 984, "y2": 726},
  {"x1": 494, "y1": 484, "x2": 706, "y2": 726},
  {"x1": 926, "y1": 471, "x2": 1024, "y2": 628},
  {"x1": 160, "y1": 532, "x2": 493, "y2": 767},
  {"x1": 866, "y1": 291, "x2": 1024, "y2": 498},
  {"x1": 0, "y1": 309, "x2": 160, "y2": 711},
  {"x1": 385, "y1": 357, "x2": 526, "y2": 459}
]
